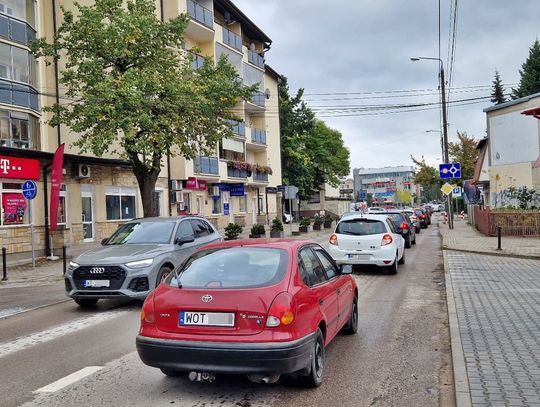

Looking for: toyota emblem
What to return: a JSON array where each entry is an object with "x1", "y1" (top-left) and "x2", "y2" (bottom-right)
[
  {"x1": 90, "y1": 267, "x2": 105, "y2": 274},
  {"x1": 201, "y1": 295, "x2": 213, "y2": 303}
]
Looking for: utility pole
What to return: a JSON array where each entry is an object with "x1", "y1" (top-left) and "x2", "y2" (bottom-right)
[{"x1": 439, "y1": 65, "x2": 453, "y2": 229}]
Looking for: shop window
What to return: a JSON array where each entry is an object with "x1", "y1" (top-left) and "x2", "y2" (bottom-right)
[
  {"x1": 212, "y1": 194, "x2": 221, "y2": 215},
  {"x1": 58, "y1": 185, "x2": 67, "y2": 226},
  {"x1": 238, "y1": 194, "x2": 247, "y2": 213},
  {"x1": 1, "y1": 182, "x2": 29, "y2": 226},
  {"x1": 106, "y1": 187, "x2": 136, "y2": 221}
]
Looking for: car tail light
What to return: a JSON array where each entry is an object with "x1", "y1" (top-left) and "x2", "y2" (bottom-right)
[
  {"x1": 266, "y1": 292, "x2": 296, "y2": 327},
  {"x1": 381, "y1": 234, "x2": 393, "y2": 246},
  {"x1": 329, "y1": 234, "x2": 338, "y2": 245},
  {"x1": 140, "y1": 295, "x2": 155, "y2": 324},
  {"x1": 411, "y1": 215, "x2": 417, "y2": 221},
  {"x1": 400, "y1": 222, "x2": 409, "y2": 230},
  {"x1": 420, "y1": 214, "x2": 426, "y2": 219}
]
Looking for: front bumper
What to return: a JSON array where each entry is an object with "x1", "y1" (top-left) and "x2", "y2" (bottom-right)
[{"x1": 136, "y1": 332, "x2": 315, "y2": 375}]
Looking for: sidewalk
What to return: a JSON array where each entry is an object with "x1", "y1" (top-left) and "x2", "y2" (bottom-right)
[
  {"x1": 0, "y1": 225, "x2": 332, "y2": 288},
  {"x1": 439, "y1": 216, "x2": 540, "y2": 259}
]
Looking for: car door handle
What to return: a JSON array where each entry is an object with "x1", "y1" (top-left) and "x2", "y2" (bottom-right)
[{"x1": 319, "y1": 298, "x2": 324, "y2": 305}]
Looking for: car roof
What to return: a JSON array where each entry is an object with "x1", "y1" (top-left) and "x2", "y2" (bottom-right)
[
  {"x1": 127, "y1": 216, "x2": 207, "y2": 223},
  {"x1": 339, "y1": 213, "x2": 389, "y2": 221},
  {"x1": 199, "y1": 239, "x2": 319, "y2": 252}
]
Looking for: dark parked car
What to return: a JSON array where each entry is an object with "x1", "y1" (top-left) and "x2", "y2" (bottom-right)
[
  {"x1": 375, "y1": 211, "x2": 416, "y2": 248},
  {"x1": 414, "y1": 208, "x2": 429, "y2": 229}
]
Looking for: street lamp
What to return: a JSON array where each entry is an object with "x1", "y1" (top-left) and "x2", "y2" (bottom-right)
[
  {"x1": 411, "y1": 56, "x2": 453, "y2": 229},
  {"x1": 425, "y1": 129, "x2": 444, "y2": 161}
]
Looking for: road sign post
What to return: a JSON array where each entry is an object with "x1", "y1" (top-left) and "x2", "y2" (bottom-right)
[
  {"x1": 22, "y1": 181, "x2": 37, "y2": 267},
  {"x1": 439, "y1": 163, "x2": 461, "y2": 230}
]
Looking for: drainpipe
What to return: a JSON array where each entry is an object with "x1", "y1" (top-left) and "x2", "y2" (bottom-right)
[{"x1": 43, "y1": 164, "x2": 51, "y2": 257}]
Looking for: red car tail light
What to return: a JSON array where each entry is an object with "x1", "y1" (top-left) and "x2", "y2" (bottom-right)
[
  {"x1": 329, "y1": 234, "x2": 338, "y2": 246},
  {"x1": 400, "y1": 222, "x2": 409, "y2": 230},
  {"x1": 140, "y1": 296, "x2": 155, "y2": 324},
  {"x1": 266, "y1": 292, "x2": 296, "y2": 327},
  {"x1": 411, "y1": 215, "x2": 417, "y2": 221},
  {"x1": 381, "y1": 234, "x2": 393, "y2": 246},
  {"x1": 420, "y1": 214, "x2": 426, "y2": 219}
]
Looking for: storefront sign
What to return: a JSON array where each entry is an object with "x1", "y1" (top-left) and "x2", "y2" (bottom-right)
[
  {"x1": 50, "y1": 144, "x2": 65, "y2": 231},
  {"x1": 265, "y1": 187, "x2": 277, "y2": 194},
  {"x1": 0, "y1": 156, "x2": 40, "y2": 180},
  {"x1": 2, "y1": 193, "x2": 26, "y2": 224},
  {"x1": 185, "y1": 177, "x2": 207, "y2": 191},
  {"x1": 229, "y1": 184, "x2": 245, "y2": 197},
  {"x1": 223, "y1": 202, "x2": 230, "y2": 215}
]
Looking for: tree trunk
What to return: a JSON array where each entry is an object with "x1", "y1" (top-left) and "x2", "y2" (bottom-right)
[{"x1": 133, "y1": 163, "x2": 161, "y2": 218}]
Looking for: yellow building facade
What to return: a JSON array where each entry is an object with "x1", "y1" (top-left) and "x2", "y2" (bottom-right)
[{"x1": 0, "y1": 0, "x2": 282, "y2": 261}]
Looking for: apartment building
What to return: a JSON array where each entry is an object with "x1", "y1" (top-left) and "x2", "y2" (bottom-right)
[
  {"x1": 0, "y1": 0, "x2": 282, "y2": 261},
  {"x1": 353, "y1": 166, "x2": 415, "y2": 205}
]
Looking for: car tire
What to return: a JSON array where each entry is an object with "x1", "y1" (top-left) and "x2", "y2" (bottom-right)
[
  {"x1": 74, "y1": 298, "x2": 98, "y2": 308},
  {"x1": 155, "y1": 266, "x2": 173, "y2": 288},
  {"x1": 342, "y1": 300, "x2": 358, "y2": 335},
  {"x1": 398, "y1": 250, "x2": 405, "y2": 265},
  {"x1": 405, "y1": 235, "x2": 412, "y2": 248},
  {"x1": 297, "y1": 328, "x2": 325, "y2": 388},
  {"x1": 387, "y1": 256, "x2": 398, "y2": 275},
  {"x1": 160, "y1": 368, "x2": 183, "y2": 377}
]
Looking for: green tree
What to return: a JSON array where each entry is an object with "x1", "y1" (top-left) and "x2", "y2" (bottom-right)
[
  {"x1": 411, "y1": 155, "x2": 440, "y2": 202},
  {"x1": 512, "y1": 39, "x2": 540, "y2": 99},
  {"x1": 491, "y1": 70, "x2": 506, "y2": 104},
  {"x1": 448, "y1": 131, "x2": 479, "y2": 181},
  {"x1": 31, "y1": 0, "x2": 254, "y2": 217}
]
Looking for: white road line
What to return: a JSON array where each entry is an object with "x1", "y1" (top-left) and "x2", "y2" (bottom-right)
[
  {"x1": 35, "y1": 366, "x2": 103, "y2": 393},
  {"x1": 0, "y1": 310, "x2": 129, "y2": 359},
  {"x1": 0, "y1": 299, "x2": 71, "y2": 320}
]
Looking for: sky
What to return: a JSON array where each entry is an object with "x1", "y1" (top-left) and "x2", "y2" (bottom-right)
[{"x1": 233, "y1": 0, "x2": 540, "y2": 176}]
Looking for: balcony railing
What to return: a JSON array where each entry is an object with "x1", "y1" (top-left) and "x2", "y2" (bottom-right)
[
  {"x1": 229, "y1": 120, "x2": 245, "y2": 137},
  {"x1": 0, "y1": 14, "x2": 36, "y2": 46},
  {"x1": 253, "y1": 171, "x2": 268, "y2": 182},
  {"x1": 223, "y1": 27, "x2": 242, "y2": 51},
  {"x1": 187, "y1": 0, "x2": 213, "y2": 29},
  {"x1": 250, "y1": 91, "x2": 265, "y2": 107},
  {"x1": 251, "y1": 128, "x2": 266, "y2": 144},
  {"x1": 248, "y1": 50, "x2": 265, "y2": 69},
  {"x1": 227, "y1": 167, "x2": 247, "y2": 178},
  {"x1": 194, "y1": 156, "x2": 219, "y2": 175},
  {"x1": 191, "y1": 53, "x2": 205, "y2": 70}
]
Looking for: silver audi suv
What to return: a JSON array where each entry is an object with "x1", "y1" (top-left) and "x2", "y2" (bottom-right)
[{"x1": 65, "y1": 217, "x2": 222, "y2": 307}]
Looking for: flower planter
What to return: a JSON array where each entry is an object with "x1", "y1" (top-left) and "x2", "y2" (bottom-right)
[
  {"x1": 224, "y1": 237, "x2": 238, "y2": 241},
  {"x1": 323, "y1": 222, "x2": 333, "y2": 229},
  {"x1": 299, "y1": 226, "x2": 309, "y2": 233},
  {"x1": 313, "y1": 224, "x2": 323, "y2": 231},
  {"x1": 249, "y1": 234, "x2": 265, "y2": 238},
  {"x1": 269, "y1": 231, "x2": 284, "y2": 238}
]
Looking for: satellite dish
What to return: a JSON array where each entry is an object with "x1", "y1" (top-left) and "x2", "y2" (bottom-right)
[
  {"x1": 249, "y1": 42, "x2": 255, "y2": 51},
  {"x1": 265, "y1": 88, "x2": 271, "y2": 99},
  {"x1": 224, "y1": 11, "x2": 232, "y2": 24}
]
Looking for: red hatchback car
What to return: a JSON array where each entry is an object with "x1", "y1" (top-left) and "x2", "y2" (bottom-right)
[{"x1": 136, "y1": 239, "x2": 358, "y2": 387}]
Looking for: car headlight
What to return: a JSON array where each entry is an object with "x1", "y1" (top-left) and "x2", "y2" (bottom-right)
[
  {"x1": 125, "y1": 259, "x2": 154, "y2": 269},
  {"x1": 69, "y1": 261, "x2": 79, "y2": 268}
]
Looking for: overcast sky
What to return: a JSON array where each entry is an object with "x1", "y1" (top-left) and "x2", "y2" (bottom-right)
[{"x1": 233, "y1": 0, "x2": 540, "y2": 176}]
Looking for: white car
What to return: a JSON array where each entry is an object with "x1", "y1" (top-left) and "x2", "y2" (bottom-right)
[
  {"x1": 367, "y1": 207, "x2": 387, "y2": 214},
  {"x1": 327, "y1": 214, "x2": 405, "y2": 274}
]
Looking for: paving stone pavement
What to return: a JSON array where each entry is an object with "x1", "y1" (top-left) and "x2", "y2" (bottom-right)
[{"x1": 445, "y1": 251, "x2": 540, "y2": 406}]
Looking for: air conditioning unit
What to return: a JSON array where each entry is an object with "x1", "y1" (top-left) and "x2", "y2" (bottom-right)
[
  {"x1": 171, "y1": 180, "x2": 183, "y2": 191},
  {"x1": 76, "y1": 164, "x2": 91, "y2": 178},
  {"x1": 212, "y1": 186, "x2": 220, "y2": 197}
]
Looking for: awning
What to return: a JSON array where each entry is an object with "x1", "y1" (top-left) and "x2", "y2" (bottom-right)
[{"x1": 521, "y1": 106, "x2": 540, "y2": 119}]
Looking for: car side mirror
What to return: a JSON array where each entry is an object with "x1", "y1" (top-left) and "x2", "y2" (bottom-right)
[
  {"x1": 340, "y1": 264, "x2": 353, "y2": 275},
  {"x1": 101, "y1": 238, "x2": 109, "y2": 246},
  {"x1": 175, "y1": 235, "x2": 195, "y2": 246}
]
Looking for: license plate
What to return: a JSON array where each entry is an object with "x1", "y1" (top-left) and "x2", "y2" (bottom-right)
[
  {"x1": 84, "y1": 280, "x2": 110, "y2": 288},
  {"x1": 179, "y1": 311, "x2": 235, "y2": 327},
  {"x1": 348, "y1": 254, "x2": 367, "y2": 259}
]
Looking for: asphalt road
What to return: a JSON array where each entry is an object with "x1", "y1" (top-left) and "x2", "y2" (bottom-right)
[{"x1": 0, "y1": 221, "x2": 453, "y2": 407}]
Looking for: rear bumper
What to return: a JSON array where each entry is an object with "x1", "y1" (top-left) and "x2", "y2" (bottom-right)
[
  {"x1": 136, "y1": 332, "x2": 315, "y2": 374},
  {"x1": 328, "y1": 245, "x2": 396, "y2": 266}
]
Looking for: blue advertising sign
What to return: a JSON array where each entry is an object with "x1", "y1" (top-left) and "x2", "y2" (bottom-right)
[
  {"x1": 223, "y1": 202, "x2": 230, "y2": 215},
  {"x1": 374, "y1": 191, "x2": 394, "y2": 198},
  {"x1": 22, "y1": 180, "x2": 37, "y2": 200},
  {"x1": 229, "y1": 184, "x2": 245, "y2": 197},
  {"x1": 439, "y1": 163, "x2": 461, "y2": 179}
]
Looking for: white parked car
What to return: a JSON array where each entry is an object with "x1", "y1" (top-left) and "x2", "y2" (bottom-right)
[
  {"x1": 367, "y1": 207, "x2": 387, "y2": 214},
  {"x1": 327, "y1": 214, "x2": 405, "y2": 274}
]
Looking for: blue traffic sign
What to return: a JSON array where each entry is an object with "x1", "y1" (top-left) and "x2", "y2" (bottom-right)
[
  {"x1": 22, "y1": 180, "x2": 37, "y2": 200},
  {"x1": 359, "y1": 191, "x2": 367, "y2": 200},
  {"x1": 439, "y1": 163, "x2": 461, "y2": 179}
]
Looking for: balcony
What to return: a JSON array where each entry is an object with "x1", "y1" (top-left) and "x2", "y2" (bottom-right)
[
  {"x1": 191, "y1": 53, "x2": 205, "y2": 70},
  {"x1": 227, "y1": 167, "x2": 247, "y2": 179},
  {"x1": 194, "y1": 156, "x2": 219, "y2": 175},
  {"x1": 185, "y1": 0, "x2": 214, "y2": 43},
  {"x1": 245, "y1": 91, "x2": 266, "y2": 113},
  {"x1": 251, "y1": 128, "x2": 266, "y2": 144},
  {"x1": 248, "y1": 50, "x2": 265, "y2": 69},
  {"x1": 222, "y1": 27, "x2": 242, "y2": 52},
  {"x1": 252, "y1": 171, "x2": 268, "y2": 182},
  {"x1": 229, "y1": 120, "x2": 246, "y2": 138}
]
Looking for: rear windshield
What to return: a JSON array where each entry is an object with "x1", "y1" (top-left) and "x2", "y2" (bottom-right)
[
  {"x1": 386, "y1": 213, "x2": 405, "y2": 224},
  {"x1": 414, "y1": 209, "x2": 423, "y2": 215},
  {"x1": 336, "y1": 219, "x2": 387, "y2": 235},
  {"x1": 169, "y1": 247, "x2": 289, "y2": 289}
]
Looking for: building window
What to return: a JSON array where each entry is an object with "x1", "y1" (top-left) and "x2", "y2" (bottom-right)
[
  {"x1": 219, "y1": 138, "x2": 245, "y2": 161},
  {"x1": 212, "y1": 194, "x2": 221, "y2": 215},
  {"x1": 1, "y1": 182, "x2": 28, "y2": 226},
  {"x1": 57, "y1": 184, "x2": 67, "y2": 226},
  {"x1": 0, "y1": 110, "x2": 39, "y2": 149},
  {"x1": 0, "y1": 1, "x2": 36, "y2": 27},
  {"x1": 106, "y1": 187, "x2": 136, "y2": 221},
  {"x1": 238, "y1": 194, "x2": 247, "y2": 213}
]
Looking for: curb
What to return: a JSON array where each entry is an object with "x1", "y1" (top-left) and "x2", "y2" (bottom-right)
[
  {"x1": 443, "y1": 250, "x2": 472, "y2": 407},
  {"x1": 441, "y1": 246, "x2": 540, "y2": 261}
]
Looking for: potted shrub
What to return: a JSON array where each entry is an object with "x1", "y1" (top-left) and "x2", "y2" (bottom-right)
[
  {"x1": 313, "y1": 216, "x2": 323, "y2": 231},
  {"x1": 299, "y1": 217, "x2": 311, "y2": 233},
  {"x1": 270, "y1": 217, "x2": 284, "y2": 238},
  {"x1": 249, "y1": 223, "x2": 266, "y2": 238},
  {"x1": 224, "y1": 223, "x2": 243, "y2": 240},
  {"x1": 323, "y1": 214, "x2": 334, "y2": 228}
]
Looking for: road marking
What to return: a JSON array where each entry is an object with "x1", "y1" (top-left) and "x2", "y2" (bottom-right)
[
  {"x1": 0, "y1": 310, "x2": 129, "y2": 359},
  {"x1": 0, "y1": 299, "x2": 70, "y2": 320},
  {"x1": 35, "y1": 366, "x2": 103, "y2": 393}
]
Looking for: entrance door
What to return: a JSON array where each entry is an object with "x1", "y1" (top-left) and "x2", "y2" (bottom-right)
[
  {"x1": 81, "y1": 194, "x2": 94, "y2": 242},
  {"x1": 252, "y1": 196, "x2": 257, "y2": 225}
]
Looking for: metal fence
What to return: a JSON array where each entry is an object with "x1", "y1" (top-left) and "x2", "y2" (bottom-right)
[{"x1": 473, "y1": 206, "x2": 540, "y2": 236}]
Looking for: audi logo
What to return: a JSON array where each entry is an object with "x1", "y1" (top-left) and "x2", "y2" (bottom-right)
[
  {"x1": 201, "y1": 295, "x2": 213, "y2": 303},
  {"x1": 90, "y1": 267, "x2": 105, "y2": 274}
]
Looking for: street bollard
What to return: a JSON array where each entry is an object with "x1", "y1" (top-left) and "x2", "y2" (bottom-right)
[
  {"x1": 497, "y1": 227, "x2": 502, "y2": 251},
  {"x1": 62, "y1": 245, "x2": 67, "y2": 275},
  {"x1": 2, "y1": 247, "x2": 7, "y2": 281}
]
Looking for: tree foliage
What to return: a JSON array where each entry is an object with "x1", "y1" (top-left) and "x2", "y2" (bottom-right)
[
  {"x1": 512, "y1": 39, "x2": 540, "y2": 99},
  {"x1": 448, "y1": 131, "x2": 479, "y2": 181},
  {"x1": 490, "y1": 70, "x2": 506, "y2": 104},
  {"x1": 279, "y1": 77, "x2": 350, "y2": 198},
  {"x1": 411, "y1": 155, "x2": 440, "y2": 202},
  {"x1": 31, "y1": 0, "x2": 254, "y2": 217}
]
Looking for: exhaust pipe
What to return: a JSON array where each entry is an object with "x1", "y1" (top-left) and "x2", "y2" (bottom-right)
[
  {"x1": 188, "y1": 372, "x2": 216, "y2": 383},
  {"x1": 247, "y1": 374, "x2": 280, "y2": 384}
]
